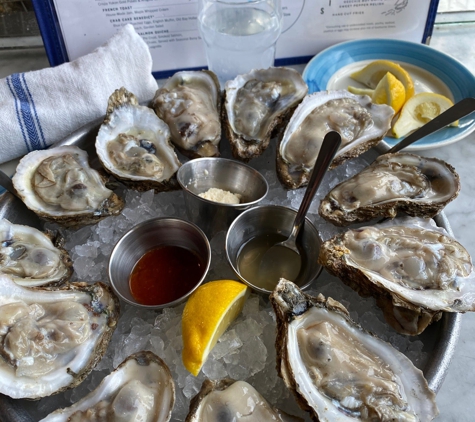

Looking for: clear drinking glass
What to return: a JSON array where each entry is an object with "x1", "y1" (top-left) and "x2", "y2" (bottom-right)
[{"x1": 197, "y1": 0, "x2": 283, "y2": 86}]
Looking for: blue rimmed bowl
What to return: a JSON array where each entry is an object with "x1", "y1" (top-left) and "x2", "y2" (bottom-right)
[{"x1": 303, "y1": 38, "x2": 475, "y2": 150}]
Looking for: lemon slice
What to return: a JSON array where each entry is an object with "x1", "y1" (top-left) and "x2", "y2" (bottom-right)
[
  {"x1": 392, "y1": 92, "x2": 456, "y2": 138},
  {"x1": 371, "y1": 72, "x2": 406, "y2": 113},
  {"x1": 347, "y1": 86, "x2": 375, "y2": 96},
  {"x1": 350, "y1": 60, "x2": 415, "y2": 99},
  {"x1": 182, "y1": 279, "x2": 249, "y2": 376}
]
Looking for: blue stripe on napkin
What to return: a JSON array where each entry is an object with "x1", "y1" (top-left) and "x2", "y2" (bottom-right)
[
  {"x1": 6, "y1": 76, "x2": 30, "y2": 153},
  {"x1": 7, "y1": 73, "x2": 46, "y2": 152},
  {"x1": 21, "y1": 73, "x2": 46, "y2": 149}
]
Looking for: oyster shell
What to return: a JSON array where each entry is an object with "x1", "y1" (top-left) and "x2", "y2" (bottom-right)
[
  {"x1": 277, "y1": 90, "x2": 394, "y2": 189},
  {"x1": 40, "y1": 351, "x2": 175, "y2": 422},
  {"x1": 12, "y1": 145, "x2": 124, "y2": 227},
  {"x1": 319, "y1": 153, "x2": 460, "y2": 226},
  {"x1": 152, "y1": 71, "x2": 222, "y2": 158},
  {"x1": 223, "y1": 67, "x2": 308, "y2": 161},
  {"x1": 270, "y1": 279, "x2": 439, "y2": 421},
  {"x1": 185, "y1": 378, "x2": 303, "y2": 422},
  {"x1": 96, "y1": 87, "x2": 181, "y2": 192},
  {"x1": 318, "y1": 217, "x2": 475, "y2": 335},
  {"x1": 0, "y1": 273, "x2": 119, "y2": 399},
  {"x1": 0, "y1": 219, "x2": 72, "y2": 287}
]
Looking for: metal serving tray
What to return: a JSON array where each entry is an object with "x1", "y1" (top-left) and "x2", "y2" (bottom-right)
[{"x1": 0, "y1": 117, "x2": 461, "y2": 421}]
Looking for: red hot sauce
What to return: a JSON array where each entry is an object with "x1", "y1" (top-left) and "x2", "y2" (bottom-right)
[{"x1": 129, "y1": 245, "x2": 205, "y2": 306}]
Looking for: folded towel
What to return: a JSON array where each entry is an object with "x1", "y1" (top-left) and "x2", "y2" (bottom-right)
[{"x1": 0, "y1": 24, "x2": 158, "y2": 164}]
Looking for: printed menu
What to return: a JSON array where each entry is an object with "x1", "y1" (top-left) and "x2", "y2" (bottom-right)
[{"x1": 42, "y1": 0, "x2": 436, "y2": 77}]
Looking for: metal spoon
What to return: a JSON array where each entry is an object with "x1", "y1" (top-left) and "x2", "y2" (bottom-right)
[
  {"x1": 386, "y1": 97, "x2": 475, "y2": 154},
  {"x1": 0, "y1": 169, "x2": 18, "y2": 198},
  {"x1": 257, "y1": 131, "x2": 342, "y2": 282}
]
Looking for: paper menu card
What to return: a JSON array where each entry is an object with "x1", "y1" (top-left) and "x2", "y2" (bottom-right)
[{"x1": 33, "y1": 0, "x2": 438, "y2": 78}]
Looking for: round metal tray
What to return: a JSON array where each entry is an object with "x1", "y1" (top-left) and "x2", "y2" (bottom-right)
[{"x1": 0, "y1": 117, "x2": 461, "y2": 421}]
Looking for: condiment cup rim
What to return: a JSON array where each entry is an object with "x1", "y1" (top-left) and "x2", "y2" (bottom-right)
[
  {"x1": 176, "y1": 157, "x2": 269, "y2": 208},
  {"x1": 108, "y1": 216, "x2": 211, "y2": 309}
]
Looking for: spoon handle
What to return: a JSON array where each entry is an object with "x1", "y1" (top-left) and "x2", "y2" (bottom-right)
[
  {"x1": 0, "y1": 170, "x2": 19, "y2": 198},
  {"x1": 289, "y1": 131, "x2": 342, "y2": 240},
  {"x1": 387, "y1": 97, "x2": 475, "y2": 154}
]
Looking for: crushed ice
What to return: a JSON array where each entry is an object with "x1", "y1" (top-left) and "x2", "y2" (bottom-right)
[{"x1": 26, "y1": 141, "x2": 427, "y2": 421}]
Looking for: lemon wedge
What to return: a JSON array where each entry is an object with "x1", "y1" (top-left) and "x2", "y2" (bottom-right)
[
  {"x1": 348, "y1": 72, "x2": 405, "y2": 113},
  {"x1": 371, "y1": 72, "x2": 406, "y2": 113},
  {"x1": 350, "y1": 60, "x2": 415, "y2": 99},
  {"x1": 182, "y1": 280, "x2": 249, "y2": 376},
  {"x1": 392, "y1": 92, "x2": 456, "y2": 138}
]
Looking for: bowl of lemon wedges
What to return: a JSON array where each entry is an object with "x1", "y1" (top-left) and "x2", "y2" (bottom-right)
[
  {"x1": 346, "y1": 59, "x2": 457, "y2": 139},
  {"x1": 303, "y1": 38, "x2": 475, "y2": 150}
]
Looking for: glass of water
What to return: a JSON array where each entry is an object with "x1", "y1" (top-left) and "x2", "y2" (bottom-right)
[{"x1": 198, "y1": 0, "x2": 283, "y2": 86}]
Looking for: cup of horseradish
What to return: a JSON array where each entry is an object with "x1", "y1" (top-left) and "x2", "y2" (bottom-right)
[{"x1": 177, "y1": 157, "x2": 268, "y2": 238}]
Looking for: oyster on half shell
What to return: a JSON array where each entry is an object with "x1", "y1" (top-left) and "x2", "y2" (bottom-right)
[
  {"x1": 270, "y1": 279, "x2": 438, "y2": 421},
  {"x1": 96, "y1": 87, "x2": 181, "y2": 192},
  {"x1": 277, "y1": 90, "x2": 394, "y2": 189},
  {"x1": 185, "y1": 378, "x2": 303, "y2": 422},
  {"x1": 0, "y1": 219, "x2": 72, "y2": 287},
  {"x1": 12, "y1": 145, "x2": 124, "y2": 227},
  {"x1": 319, "y1": 153, "x2": 460, "y2": 226},
  {"x1": 223, "y1": 67, "x2": 308, "y2": 161},
  {"x1": 153, "y1": 70, "x2": 222, "y2": 158},
  {"x1": 0, "y1": 273, "x2": 119, "y2": 399},
  {"x1": 319, "y1": 217, "x2": 475, "y2": 335},
  {"x1": 40, "y1": 351, "x2": 175, "y2": 422}
]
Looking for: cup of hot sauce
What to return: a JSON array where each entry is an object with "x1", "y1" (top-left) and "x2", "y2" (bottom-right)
[{"x1": 109, "y1": 217, "x2": 211, "y2": 308}]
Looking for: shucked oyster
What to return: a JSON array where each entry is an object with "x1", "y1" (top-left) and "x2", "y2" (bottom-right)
[
  {"x1": 0, "y1": 273, "x2": 119, "y2": 399},
  {"x1": 96, "y1": 87, "x2": 181, "y2": 192},
  {"x1": 40, "y1": 351, "x2": 175, "y2": 422},
  {"x1": 153, "y1": 71, "x2": 222, "y2": 158},
  {"x1": 0, "y1": 219, "x2": 72, "y2": 287},
  {"x1": 223, "y1": 67, "x2": 308, "y2": 161},
  {"x1": 319, "y1": 217, "x2": 475, "y2": 335},
  {"x1": 320, "y1": 153, "x2": 460, "y2": 226},
  {"x1": 186, "y1": 378, "x2": 302, "y2": 422},
  {"x1": 12, "y1": 145, "x2": 124, "y2": 227},
  {"x1": 277, "y1": 90, "x2": 394, "y2": 189},
  {"x1": 270, "y1": 279, "x2": 438, "y2": 421}
]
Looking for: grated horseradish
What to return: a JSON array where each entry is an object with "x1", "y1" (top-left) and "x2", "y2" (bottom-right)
[{"x1": 198, "y1": 188, "x2": 241, "y2": 204}]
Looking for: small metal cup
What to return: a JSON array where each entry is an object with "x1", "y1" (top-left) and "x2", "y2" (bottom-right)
[
  {"x1": 177, "y1": 157, "x2": 268, "y2": 238},
  {"x1": 226, "y1": 205, "x2": 322, "y2": 295},
  {"x1": 108, "y1": 217, "x2": 211, "y2": 308}
]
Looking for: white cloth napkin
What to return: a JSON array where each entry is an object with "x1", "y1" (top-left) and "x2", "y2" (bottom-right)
[{"x1": 0, "y1": 24, "x2": 158, "y2": 164}]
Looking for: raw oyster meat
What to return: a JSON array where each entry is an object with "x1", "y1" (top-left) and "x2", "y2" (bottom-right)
[
  {"x1": 0, "y1": 273, "x2": 119, "y2": 399},
  {"x1": 185, "y1": 378, "x2": 302, "y2": 422},
  {"x1": 319, "y1": 153, "x2": 460, "y2": 226},
  {"x1": 319, "y1": 217, "x2": 475, "y2": 335},
  {"x1": 277, "y1": 90, "x2": 394, "y2": 189},
  {"x1": 40, "y1": 351, "x2": 175, "y2": 422},
  {"x1": 96, "y1": 87, "x2": 181, "y2": 192},
  {"x1": 270, "y1": 279, "x2": 438, "y2": 421},
  {"x1": 0, "y1": 219, "x2": 72, "y2": 287},
  {"x1": 12, "y1": 145, "x2": 124, "y2": 227},
  {"x1": 223, "y1": 67, "x2": 308, "y2": 161},
  {"x1": 152, "y1": 70, "x2": 222, "y2": 158}
]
